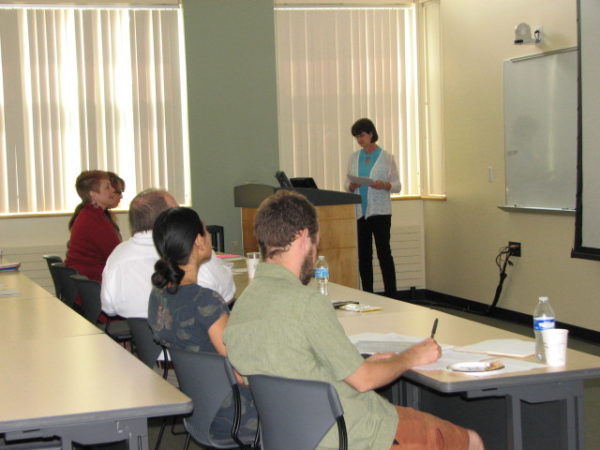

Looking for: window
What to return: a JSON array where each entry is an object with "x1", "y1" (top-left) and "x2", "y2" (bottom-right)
[
  {"x1": 0, "y1": 4, "x2": 189, "y2": 215},
  {"x1": 275, "y1": 5, "x2": 421, "y2": 195}
]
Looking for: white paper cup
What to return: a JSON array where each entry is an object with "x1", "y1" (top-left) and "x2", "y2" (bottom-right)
[
  {"x1": 541, "y1": 328, "x2": 569, "y2": 366},
  {"x1": 245, "y1": 252, "x2": 260, "y2": 279}
]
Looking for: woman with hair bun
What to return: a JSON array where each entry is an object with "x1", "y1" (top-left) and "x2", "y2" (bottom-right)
[{"x1": 148, "y1": 207, "x2": 257, "y2": 441}]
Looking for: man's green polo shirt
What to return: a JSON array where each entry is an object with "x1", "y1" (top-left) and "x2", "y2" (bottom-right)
[{"x1": 224, "y1": 263, "x2": 397, "y2": 449}]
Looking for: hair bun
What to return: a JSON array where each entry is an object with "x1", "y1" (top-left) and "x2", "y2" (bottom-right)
[{"x1": 152, "y1": 257, "x2": 184, "y2": 289}]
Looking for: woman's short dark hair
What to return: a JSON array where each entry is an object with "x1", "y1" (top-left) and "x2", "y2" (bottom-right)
[
  {"x1": 68, "y1": 170, "x2": 109, "y2": 230},
  {"x1": 75, "y1": 170, "x2": 107, "y2": 202},
  {"x1": 254, "y1": 190, "x2": 318, "y2": 260},
  {"x1": 351, "y1": 118, "x2": 378, "y2": 143},
  {"x1": 107, "y1": 172, "x2": 125, "y2": 194},
  {"x1": 151, "y1": 207, "x2": 206, "y2": 293}
]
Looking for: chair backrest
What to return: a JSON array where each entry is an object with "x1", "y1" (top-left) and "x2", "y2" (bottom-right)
[
  {"x1": 50, "y1": 263, "x2": 78, "y2": 307},
  {"x1": 169, "y1": 349, "x2": 248, "y2": 448},
  {"x1": 247, "y1": 375, "x2": 347, "y2": 450},
  {"x1": 127, "y1": 318, "x2": 163, "y2": 369},
  {"x1": 70, "y1": 275, "x2": 102, "y2": 324},
  {"x1": 43, "y1": 255, "x2": 63, "y2": 297},
  {"x1": 206, "y1": 225, "x2": 225, "y2": 253}
]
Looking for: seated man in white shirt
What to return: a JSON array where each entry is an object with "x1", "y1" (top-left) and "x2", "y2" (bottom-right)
[{"x1": 101, "y1": 188, "x2": 235, "y2": 318}]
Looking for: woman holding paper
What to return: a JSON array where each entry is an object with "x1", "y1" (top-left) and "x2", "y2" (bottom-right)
[{"x1": 346, "y1": 118, "x2": 401, "y2": 298}]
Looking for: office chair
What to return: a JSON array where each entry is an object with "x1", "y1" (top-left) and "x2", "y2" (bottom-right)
[
  {"x1": 42, "y1": 255, "x2": 63, "y2": 297},
  {"x1": 127, "y1": 318, "x2": 165, "y2": 371},
  {"x1": 50, "y1": 262, "x2": 78, "y2": 308},
  {"x1": 169, "y1": 349, "x2": 259, "y2": 449},
  {"x1": 247, "y1": 374, "x2": 347, "y2": 450},
  {"x1": 70, "y1": 275, "x2": 132, "y2": 345},
  {"x1": 206, "y1": 225, "x2": 225, "y2": 253},
  {"x1": 128, "y1": 318, "x2": 175, "y2": 450}
]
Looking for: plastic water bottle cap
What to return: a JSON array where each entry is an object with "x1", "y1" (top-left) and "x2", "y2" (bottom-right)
[
  {"x1": 539, "y1": 296, "x2": 549, "y2": 302},
  {"x1": 318, "y1": 255, "x2": 325, "y2": 260}
]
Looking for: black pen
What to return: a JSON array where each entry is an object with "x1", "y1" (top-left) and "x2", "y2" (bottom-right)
[{"x1": 430, "y1": 318, "x2": 439, "y2": 339}]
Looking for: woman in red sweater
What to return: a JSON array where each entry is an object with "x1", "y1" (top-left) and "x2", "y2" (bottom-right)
[{"x1": 65, "y1": 170, "x2": 121, "y2": 282}]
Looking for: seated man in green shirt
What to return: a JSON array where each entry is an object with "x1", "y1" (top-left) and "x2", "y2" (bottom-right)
[{"x1": 224, "y1": 190, "x2": 483, "y2": 450}]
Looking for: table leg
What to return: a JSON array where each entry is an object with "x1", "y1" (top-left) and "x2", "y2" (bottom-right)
[
  {"x1": 49, "y1": 418, "x2": 149, "y2": 450},
  {"x1": 465, "y1": 380, "x2": 584, "y2": 450},
  {"x1": 505, "y1": 394, "x2": 523, "y2": 450},
  {"x1": 396, "y1": 379, "x2": 420, "y2": 408}
]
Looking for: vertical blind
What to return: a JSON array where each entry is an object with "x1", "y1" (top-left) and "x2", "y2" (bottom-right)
[
  {"x1": 419, "y1": 0, "x2": 444, "y2": 196},
  {"x1": 0, "y1": 5, "x2": 189, "y2": 214},
  {"x1": 275, "y1": 6, "x2": 420, "y2": 195}
]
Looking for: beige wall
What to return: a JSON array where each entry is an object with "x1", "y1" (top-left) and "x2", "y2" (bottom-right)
[
  {"x1": 0, "y1": 213, "x2": 129, "y2": 253},
  {"x1": 183, "y1": 0, "x2": 279, "y2": 255},
  {"x1": 425, "y1": 0, "x2": 600, "y2": 331}
]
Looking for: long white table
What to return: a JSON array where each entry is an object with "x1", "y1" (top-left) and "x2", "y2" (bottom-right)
[
  {"x1": 0, "y1": 271, "x2": 192, "y2": 449},
  {"x1": 327, "y1": 282, "x2": 600, "y2": 450},
  {"x1": 0, "y1": 270, "x2": 57, "y2": 301},
  {"x1": 0, "y1": 297, "x2": 102, "y2": 341}
]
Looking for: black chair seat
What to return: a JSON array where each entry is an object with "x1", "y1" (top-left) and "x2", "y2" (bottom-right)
[
  {"x1": 106, "y1": 319, "x2": 132, "y2": 343},
  {"x1": 50, "y1": 263, "x2": 78, "y2": 309},
  {"x1": 43, "y1": 255, "x2": 63, "y2": 297},
  {"x1": 70, "y1": 275, "x2": 132, "y2": 345}
]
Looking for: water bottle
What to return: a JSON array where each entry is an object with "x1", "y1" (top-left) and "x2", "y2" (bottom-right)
[
  {"x1": 533, "y1": 296, "x2": 555, "y2": 361},
  {"x1": 314, "y1": 255, "x2": 329, "y2": 296}
]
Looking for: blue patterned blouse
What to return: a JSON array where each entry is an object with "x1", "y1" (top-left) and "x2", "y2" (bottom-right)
[{"x1": 148, "y1": 284, "x2": 257, "y2": 443}]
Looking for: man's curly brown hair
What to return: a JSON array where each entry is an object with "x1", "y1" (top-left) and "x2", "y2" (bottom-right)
[{"x1": 254, "y1": 190, "x2": 319, "y2": 260}]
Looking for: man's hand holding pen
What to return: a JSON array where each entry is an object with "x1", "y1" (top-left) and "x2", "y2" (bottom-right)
[{"x1": 404, "y1": 318, "x2": 442, "y2": 367}]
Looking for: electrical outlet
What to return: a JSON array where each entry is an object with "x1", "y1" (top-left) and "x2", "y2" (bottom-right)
[{"x1": 508, "y1": 241, "x2": 521, "y2": 257}]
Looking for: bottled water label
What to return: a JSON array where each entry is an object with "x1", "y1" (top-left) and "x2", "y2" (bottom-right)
[
  {"x1": 533, "y1": 317, "x2": 555, "y2": 331},
  {"x1": 314, "y1": 267, "x2": 329, "y2": 278}
]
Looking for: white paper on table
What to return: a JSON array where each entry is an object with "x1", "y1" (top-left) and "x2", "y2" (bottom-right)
[
  {"x1": 349, "y1": 332, "x2": 453, "y2": 355},
  {"x1": 414, "y1": 349, "x2": 545, "y2": 376},
  {"x1": 347, "y1": 174, "x2": 375, "y2": 186},
  {"x1": 350, "y1": 334, "x2": 545, "y2": 376},
  {"x1": 454, "y1": 338, "x2": 535, "y2": 358},
  {"x1": 0, "y1": 284, "x2": 19, "y2": 297}
]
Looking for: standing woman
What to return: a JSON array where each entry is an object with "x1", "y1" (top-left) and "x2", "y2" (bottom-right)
[
  {"x1": 148, "y1": 207, "x2": 257, "y2": 441},
  {"x1": 65, "y1": 170, "x2": 121, "y2": 282},
  {"x1": 346, "y1": 118, "x2": 401, "y2": 298}
]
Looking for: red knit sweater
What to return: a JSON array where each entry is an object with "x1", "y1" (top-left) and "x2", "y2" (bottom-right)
[{"x1": 65, "y1": 203, "x2": 121, "y2": 282}]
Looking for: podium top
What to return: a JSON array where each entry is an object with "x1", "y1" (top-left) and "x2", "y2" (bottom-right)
[{"x1": 234, "y1": 184, "x2": 360, "y2": 208}]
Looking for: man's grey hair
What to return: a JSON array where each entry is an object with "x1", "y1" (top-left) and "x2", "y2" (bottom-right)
[{"x1": 128, "y1": 189, "x2": 174, "y2": 234}]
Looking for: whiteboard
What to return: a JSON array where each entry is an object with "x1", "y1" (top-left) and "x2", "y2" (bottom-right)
[
  {"x1": 503, "y1": 48, "x2": 577, "y2": 211},
  {"x1": 573, "y1": 0, "x2": 600, "y2": 259}
]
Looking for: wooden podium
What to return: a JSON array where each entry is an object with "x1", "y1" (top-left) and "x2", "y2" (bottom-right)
[{"x1": 235, "y1": 184, "x2": 360, "y2": 289}]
